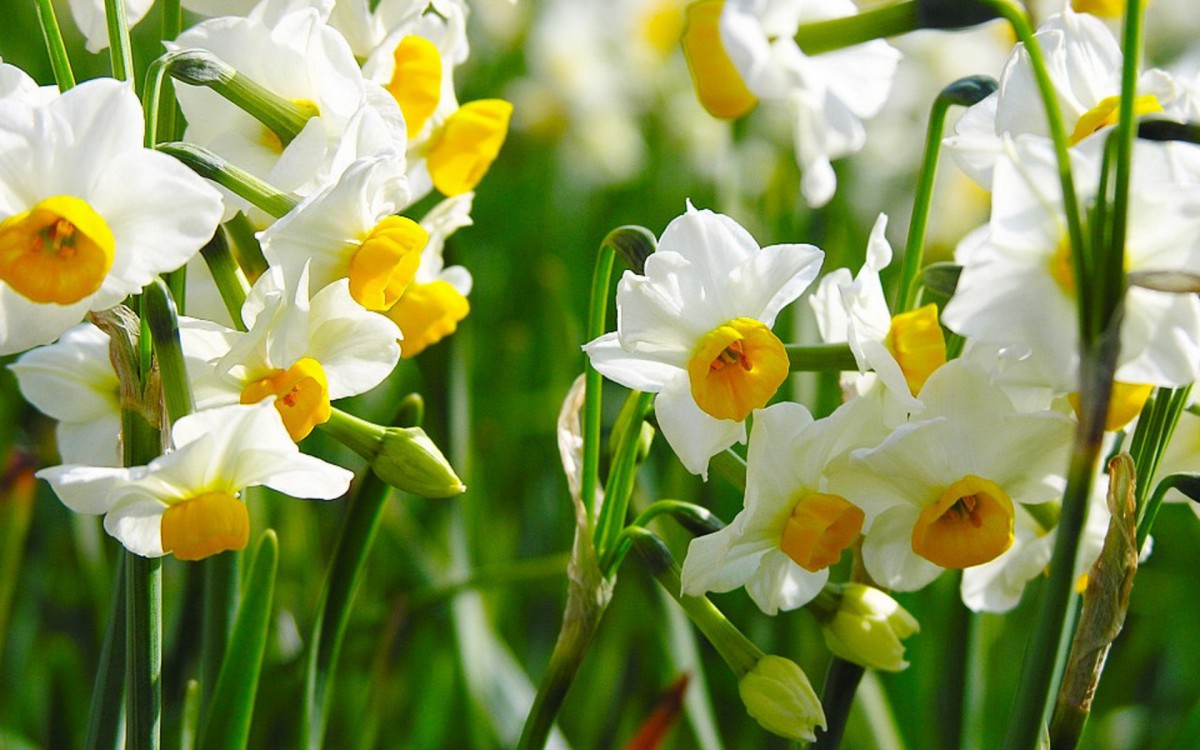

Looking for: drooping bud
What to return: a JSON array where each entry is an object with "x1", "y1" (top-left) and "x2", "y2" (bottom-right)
[{"x1": 810, "y1": 582, "x2": 920, "y2": 672}]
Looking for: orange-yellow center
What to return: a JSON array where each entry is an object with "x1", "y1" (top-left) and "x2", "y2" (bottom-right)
[
  {"x1": 681, "y1": 0, "x2": 758, "y2": 119},
  {"x1": 687, "y1": 317, "x2": 788, "y2": 421},
  {"x1": 240, "y1": 357, "x2": 332, "y2": 441},
  {"x1": 387, "y1": 35, "x2": 443, "y2": 139},
  {"x1": 160, "y1": 491, "x2": 250, "y2": 561},
  {"x1": 884, "y1": 304, "x2": 947, "y2": 396},
  {"x1": 349, "y1": 215, "x2": 427, "y2": 311},
  {"x1": 426, "y1": 99, "x2": 513, "y2": 196},
  {"x1": 385, "y1": 279, "x2": 470, "y2": 358},
  {"x1": 779, "y1": 493, "x2": 865, "y2": 572},
  {"x1": 1069, "y1": 94, "x2": 1163, "y2": 146},
  {"x1": 0, "y1": 195, "x2": 115, "y2": 305},
  {"x1": 1067, "y1": 381, "x2": 1154, "y2": 432},
  {"x1": 912, "y1": 475, "x2": 1014, "y2": 568}
]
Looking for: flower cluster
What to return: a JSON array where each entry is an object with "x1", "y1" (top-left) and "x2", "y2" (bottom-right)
[{"x1": 6, "y1": 0, "x2": 509, "y2": 561}]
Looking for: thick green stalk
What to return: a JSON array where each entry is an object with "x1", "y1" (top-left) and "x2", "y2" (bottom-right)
[
  {"x1": 104, "y1": 0, "x2": 134, "y2": 84},
  {"x1": 795, "y1": 2, "x2": 917, "y2": 56},
  {"x1": 33, "y1": 0, "x2": 75, "y2": 90},
  {"x1": 895, "y1": 76, "x2": 999, "y2": 313},
  {"x1": 143, "y1": 279, "x2": 195, "y2": 423},
  {"x1": 199, "y1": 229, "x2": 251, "y2": 329}
]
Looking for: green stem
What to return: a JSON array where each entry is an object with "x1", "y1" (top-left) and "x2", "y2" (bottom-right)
[
  {"x1": 199, "y1": 228, "x2": 250, "y2": 330},
  {"x1": 709, "y1": 449, "x2": 747, "y2": 492},
  {"x1": 104, "y1": 0, "x2": 135, "y2": 84},
  {"x1": 83, "y1": 563, "x2": 126, "y2": 750},
  {"x1": 159, "y1": 0, "x2": 182, "y2": 141},
  {"x1": 156, "y1": 142, "x2": 299, "y2": 219},
  {"x1": 593, "y1": 391, "x2": 655, "y2": 560},
  {"x1": 301, "y1": 468, "x2": 394, "y2": 750},
  {"x1": 785, "y1": 343, "x2": 858, "y2": 372},
  {"x1": 602, "y1": 501, "x2": 726, "y2": 577},
  {"x1": 813, "y1": 658, "x2": 866, "y2": 750},
  {"x1": 200, "y1": 551, "x2": 239, "y2": 722},
  {"x1": 980, "y1": 0, "x2": 1090, "y2": 342},
  {"x1": 143, "y1": 278, "x2": 195, "y2": 424},
  {"x1": 582, "y1": 242, "x2": 616, "y2": 525},
  {"x1": 224, "y1": 213, "x2": 271, "y2": 281},
  {"x1": 795, "y1": 2, "x2": 916, "y2": 56},
  {"x1": 895, "y1": 76, "x2": 998, "y2": 313},
  {"x1": 125, "y1": 552, "x2": 162, "y2": 750},
  {"x1": 628, "y1": 528, "x2": 763, "y2": 678},
  {"x1": 33, "y1": 0, "x2": 75, "y2": 90}
]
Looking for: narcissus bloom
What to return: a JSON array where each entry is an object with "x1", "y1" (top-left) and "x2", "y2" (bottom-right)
[
  {"x1": 828, "y1": 360, "x2": 1074, "y2": 591},
  {"x1": 0, "y1": 78, "x2": 223, "y2": 355},
  {"x1": 38, "y1": 401, "x2": 353, "y2": 560},
  {"x1": 182, "y1": 264, "x2": 402, "y2": 441},
  {"x1": 9, "y1": 323, "x2": 120, "y2": 466},
  {"x1": 943, "y1": 139, "x2": 1200, "y2": 396},
  {"x1": 259, "y1": 154, "x2": 420, "y2": 311},
  {"x1": 681, "y1": 400, "x2": 880, "y2": 614},
  {"x1": 584, "y1": 203, "x2": 823, "y2": 477},
  {"x1": 684, "y1": 0, "x2": 900, "y2": 206},
  {"x1": 383, "y1": 192, "x2": 474, "y2": 357},
  {"x1": 946, "y1": 6, "x2": 1189, "y2": 186},
  {"x1": 809, "y1": 214, "x2": 945, "y2": 411}
]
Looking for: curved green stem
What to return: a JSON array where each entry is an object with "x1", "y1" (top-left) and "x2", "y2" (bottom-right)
[
  {"x1": 156, "y1": 142, "x2": 298, "y2": 218},
  {"x1": 593, "y1": 391, "x2": 655, "y2": 560},
  {"x1": 895, "y1": 76, "x2": 998, "y2": 313},
  {"x1": 582, "y1": 243, "x2": 616, "y2": 526},
  {"x1": 785, "y1": 343, "x2": 858, "y2": 372}
]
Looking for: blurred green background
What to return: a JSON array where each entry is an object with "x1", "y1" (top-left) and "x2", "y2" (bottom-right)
[{"x1": 4, "y1": 1, "x2": 1200, "y2": 748}]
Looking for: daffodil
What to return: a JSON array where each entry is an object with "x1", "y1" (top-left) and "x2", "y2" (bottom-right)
[
  {"x1": 182, "y1": 263, "x2": 402, "y2": 441},
  {"x1": 809, "y1": 214, "x2": 946, "y2": 412},
  {"x1": 685, "y1": 0, "x2": 901, "y2": 206},
  {"x1": 828, "y1": 360, "x2": 1074, "y2": 591},
  {"x1": 169, "y1": 0, "x2": 407, "y2": 214},
  {"x1": 9, "y1": 323, "x2": 121, "y2": 466},
  {"x1": 942, "y1": 138, "x2": 1200, "y2": 397},
  {"x1": 383, "y1": 192, "x2": 474, "y2": 357},
  {"x1": 38, "y1": 401, "x2": 353, "y2": 560},
  {"x1": 584, "y1": 202, "x2": 823, "y2": 477},
  {"x1": 258, "y1": 154, "x2": 420, "y2": 311},
  {"x1": 0, "y1": 78, "x2": 223, "y2": 355},
  {"x1": 680, "y1": 399, "x2": 883, "y2": 614},
  {"x1": 946, "y1": 6, "x2": 1189, "y2": 186}
]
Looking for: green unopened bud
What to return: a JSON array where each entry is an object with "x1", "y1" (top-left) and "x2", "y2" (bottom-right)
[
  {"x1": 373, "y1": 426, "x2": 465, "y2": 498},
  {"x1": 603, "y1": 225, "x2": 657, "y2": 276},
  {"x1": 810, "y1": 583, "x2": 920, "y2": 672},
  {"x1": 737, "y1": 655, "x2": 826, "y2": 743},
  {"x1": 319, "y1": 408, "x2": 465, "y2": 498}
]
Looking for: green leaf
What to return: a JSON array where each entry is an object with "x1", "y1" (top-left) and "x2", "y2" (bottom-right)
[{"x1": 199, "y1": 530, "x2": 278, "y2": 750}]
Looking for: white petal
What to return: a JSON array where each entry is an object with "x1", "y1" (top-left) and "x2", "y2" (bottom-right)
[
  {"x1": 728, "y1": 241, "x2": 823, "y2": 327},
  {"x1": 582, "y1": 333, "x2": 679, "y2": 393},
  {"x1": 104, "y1": 495, "x2": 167, "y2": 557},
  {"x1": 680, "y1": 527, "x2": 772, "y2": 597},
  {"x1": 861, "y1": 505, "x2": 943, "y2": 591},
  {"x1": 37, "y1": 464, "x2": 136, "y2": 515},
  {"x1": 9, "y1": 323, "x2": 118, "y2": 423},
  {"x1": 307, "y1": 280, "x2": 402, "y2": 399},
  {"x1": 745, "y1": 551, "x2": 827, "y2": 615},
  {"x1": 654, "y1": 376, "x2": 746, "y2": 479}
]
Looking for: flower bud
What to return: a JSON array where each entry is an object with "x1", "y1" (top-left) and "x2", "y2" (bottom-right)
[
  {"x1": 815, "y1": 583, "x2": 920, "y2": 672},
  {"x1": 373, "y1": 425, "x2": 466, "y2": 499},
  {"x1": 737, "y1": 655, "x2": 826, "y2": 743}
]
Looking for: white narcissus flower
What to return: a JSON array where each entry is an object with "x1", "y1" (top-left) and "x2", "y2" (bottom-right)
[
  {"x1": 681, "y1": 398, "x2": 884, "y2": 615},
  {"x1": 685, "y1": 0, "x2": 900, "y2": 207},
  {"x1": 181, "y1": 263, "x2": 402, "y2": 441},
  {"x1": 942, "y1": 138, "x2": 1200, "y2": 399},
  {"x1": 828, "y1": 360, "x2": 1074, "y2": 592},
  {"x1": 584, "y1": 202, "x2": 823, "y2": 478},
  {"x1": 383, "y1": 191, "x2": 474, "y2": 357},
  {"x1": 38, "y1": 401, "x2": 354, "y2": 560},
  {"x1": 946, "y1": 6, "x2": 1189, "y2": 187},
  {"x1": 259, "y1": 154, "x2": 420, "y2": 312},
  {"x1": 0, "y1": 78, "x2": 224, "y2": 355},
  {"x1": 169, "y1": 0, "x2": 407, "y2": 214},
  {"x1": 809, "y1": 214, "x2": 945, "y2": 412},
  {"x1": 9, "y1": 323, "x2": 121, "y2": 466}
]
